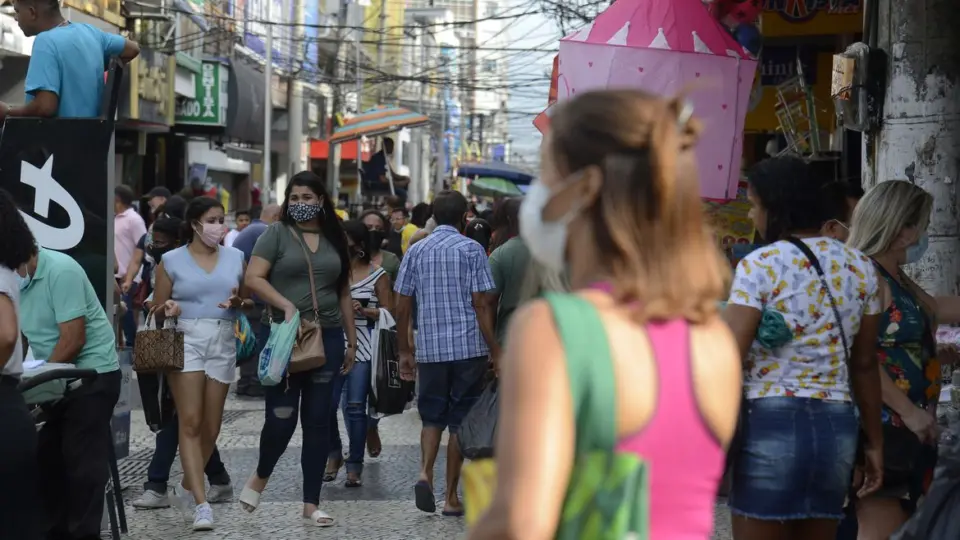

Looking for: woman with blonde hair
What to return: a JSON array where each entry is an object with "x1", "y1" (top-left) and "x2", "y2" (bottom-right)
[
  {"x1": 467, "y1": 89, "x2": 742, "y2": 540},
  {"x1": 846, "y1": 180, "x2": 956, "y2": 539}
]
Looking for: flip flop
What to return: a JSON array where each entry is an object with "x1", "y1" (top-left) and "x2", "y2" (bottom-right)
[
  {"x1": 303, "y1": 509, "x2": 335, "y2": 527},
  {"x1": 441, "y1": 509, "x2": 465, "y2": 517},
  {"x1": 323, "y1": 458, "x2": 343, "y2": 482},
  {"x1": 367, "y1": 427, "x2": 382, "y2": 458},
  {"x1": 414, "y1": 481, "x2": 436, "y2": 513},
  {"x1": 345, "y1": 476, "x2": 362, "y2": 488}
]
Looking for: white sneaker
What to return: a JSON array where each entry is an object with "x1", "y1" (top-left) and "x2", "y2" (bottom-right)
[
  {"x1": 172, "y1": 483, "x2": 195, "y2": 519},
  {"x1": 132, "y1": 489, "x2": 170, "y2": 509},
  {"x1": 207, "y1": 483, "x2": 234, "y2": 503},
  {"x1": 192, "y1": 502, "x2": 214, "y2": 531}
]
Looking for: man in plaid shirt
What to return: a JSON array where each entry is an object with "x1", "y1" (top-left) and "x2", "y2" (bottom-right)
[{"x1": 394, "y1": 190, "x2": 499, "y2": 516}]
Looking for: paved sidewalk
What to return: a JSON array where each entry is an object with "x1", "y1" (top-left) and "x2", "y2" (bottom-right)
[{"x1": 117, "y1": 393, "x2": 734, "y2": 539}]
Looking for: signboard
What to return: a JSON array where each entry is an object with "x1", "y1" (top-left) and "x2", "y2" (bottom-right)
[
  {"x1": 759, "y1": 46, "x2": 817, "y2": 87},
  {"x1": 244, "y1": 0, "x2": 291, "y2": 69},
  {"x1": 0, "y1": 118, "x2": 114, "y2": 307},
  {"x1": 761, "y1": 0, "x2": 863, "y2": 37},
  {"x1": 176, "y1": 61, "x2": 227, "y2": 125},
  {"x1": 119, "y1": 48, "x2": 175, "y2": 126}
]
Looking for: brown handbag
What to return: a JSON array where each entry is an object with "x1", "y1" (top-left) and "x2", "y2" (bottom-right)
[
  {"x1": 286, "y1": 226, "x2": 327, "y2": 373},
  {"x1": 133, "y1": 314, "x2": 184, "y2": 372}
]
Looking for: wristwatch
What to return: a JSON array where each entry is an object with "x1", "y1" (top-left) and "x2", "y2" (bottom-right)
[{"x1": 346, "y1": 343, "x2": 356, "y2": 349}]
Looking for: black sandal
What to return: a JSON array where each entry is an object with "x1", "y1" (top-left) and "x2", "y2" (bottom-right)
[
  {"x1": 345, "y1": 474, "x2": 362, "y2": 488},
  {"x1": 323, "y1": 457, "x2": 342, "y2": 482}
]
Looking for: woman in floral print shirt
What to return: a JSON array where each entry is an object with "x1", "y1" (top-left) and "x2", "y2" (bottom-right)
[
  {"x1": 847, "y1": 180, "x2": 940, "y2": 540},
  {"x1": 724, "y1": 156, "x2": 884, "y2": 540}
]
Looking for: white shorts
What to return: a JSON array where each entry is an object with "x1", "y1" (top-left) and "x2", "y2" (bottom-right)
[{"x1": 177, "y1": 318, "x2": 237, "y2": 384}]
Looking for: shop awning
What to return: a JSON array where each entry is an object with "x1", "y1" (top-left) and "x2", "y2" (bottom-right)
[
  {"x1": 309, "y1": 139, "x2": 371, "y2": 161},
  {"x1": 226, "y1": 59, "x2": 266, "y2": 144}
]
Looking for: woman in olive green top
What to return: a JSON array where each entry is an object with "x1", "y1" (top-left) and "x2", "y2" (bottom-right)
[{"x1": 239, "y1": 172, "x2": 358, "y2": 527}]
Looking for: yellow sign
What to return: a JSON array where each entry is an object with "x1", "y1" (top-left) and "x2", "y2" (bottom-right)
[
  {"x1": 704, "y1": 181, "x2": 755, "y2": 245},
  {"x1": 760, "y1": 0, "x2": 862, "y2": 37}
]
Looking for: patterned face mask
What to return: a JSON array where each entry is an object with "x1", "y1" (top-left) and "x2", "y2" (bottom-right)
[{"x1": 288, "y1": 202, "x2": 322, "y2": 223}]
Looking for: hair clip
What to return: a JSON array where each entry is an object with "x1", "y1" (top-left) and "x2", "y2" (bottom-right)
[{"x1": 677, "y1": 101, "x2": 694, "y2": 129}]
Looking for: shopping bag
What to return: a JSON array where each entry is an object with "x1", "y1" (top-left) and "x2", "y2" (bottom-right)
[
  {"x1": 235, "y1": 314, "x2": 257, "y2": 364},
  {"x1": 459, "y1": 380, "x2": 498, "y2": 460},
  {"x1": 133, "y1": 315, "x2": 184, "y2": 372},
  {"x1": 368, "y1": 309, "x2": 414, "y2": 416},
  {"x1": 258, "y1": 312, "x2": 300, "y2": 386}
]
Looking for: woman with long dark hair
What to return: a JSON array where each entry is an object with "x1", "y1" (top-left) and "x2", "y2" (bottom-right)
[
  {"x1": 0, "y1": 189, "x2": 44, "y2": 540},
  {"x1": 327, "y1": 219, "x2": 393, "y2": 487},
  {"x1": 151, "y1": 196, "x2": 251, "y2": 530},
  {"x1": 360, "y1": 209, "x2": 400, "y2": 283},
  {"x1": 239, "y1": 171, "x2": 357, "y2": 527}
]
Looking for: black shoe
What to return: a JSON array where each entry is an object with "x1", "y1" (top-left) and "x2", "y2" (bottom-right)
[{"x1": 246, "y1": 384, "x2": 265, "y2": 398}]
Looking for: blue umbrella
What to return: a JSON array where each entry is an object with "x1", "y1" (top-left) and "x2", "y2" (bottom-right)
[{"x1": 457, "y1": 161, "x2": 534, "y2": 185}]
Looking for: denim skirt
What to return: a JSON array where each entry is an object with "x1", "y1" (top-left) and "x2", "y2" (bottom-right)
[{"x1": 729, "y1": 397, "x2": 858, "y2": 520}]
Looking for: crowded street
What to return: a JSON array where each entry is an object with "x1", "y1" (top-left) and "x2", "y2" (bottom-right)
[{"x1": 116, "y1": 389, "x2": 731, "y2": 539}]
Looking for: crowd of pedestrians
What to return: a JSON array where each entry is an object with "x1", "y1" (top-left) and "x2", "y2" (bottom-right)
[{"x1": 1, "y1": 87, "x2": 959, "y2": 540}]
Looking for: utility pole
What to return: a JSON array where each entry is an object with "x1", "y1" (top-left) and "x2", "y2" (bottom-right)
[
  {"x1": 263, "y1": 2, "x2": 273, "y2": 202},
  {"x1": 325, "y1": 0, "x2": 350, "y2": 198},
  {"x1": 375, "y1": 0, "x2": 387, "y2": 103},
  {"x1": 287, "y1": 0, "x2": 305, "y2": 186}
]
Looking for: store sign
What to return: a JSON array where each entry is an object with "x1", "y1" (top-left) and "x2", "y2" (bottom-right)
[
  {"x1": 176, "y1": 61, "x2": 226, "y2": 126},
  {"x1": 763, "y1": 0, "x2": 860, "y2": 21},
  {"x1": 761, "y1": 0, "x2": 862, "y2": 36},
  {"x1": 759, "y1": 46, "x2": 817, "y2": 86}
]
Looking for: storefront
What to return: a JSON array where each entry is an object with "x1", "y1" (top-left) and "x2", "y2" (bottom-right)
[
  {"x1": 115, "y1": 48, "x2": 175, "y2": 204},
  {"x1": 743, "y1": 0, "x2": 863, "y2": 177},
  {"x1": 0, "y1": 13, "x2": 33, "y2": 105}
]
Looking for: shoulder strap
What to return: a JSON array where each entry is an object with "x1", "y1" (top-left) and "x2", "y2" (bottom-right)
[
  {"x1": 544, "y1": 292, "x2": 618, "y2": 453},
  {"x1": 785, "y1": 237, "x2": 849, "y2": 362},
  {"x1": 288, "y1": 226, "x2": 320, "y2": 316}
]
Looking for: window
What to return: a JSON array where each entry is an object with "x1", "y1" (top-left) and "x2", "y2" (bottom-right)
[{"x1": 483, "y1": 59, "x2": 497, "y2": 73}]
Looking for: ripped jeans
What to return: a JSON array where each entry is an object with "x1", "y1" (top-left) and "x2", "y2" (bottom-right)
[
  {"x1": 329, "y1": 361, "x2": 372, "y2": 474},
  {"x1": 255, "y1": 327, "x2": 344, "y2": 506}
]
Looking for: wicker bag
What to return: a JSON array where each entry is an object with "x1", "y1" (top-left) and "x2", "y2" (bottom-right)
[{"x1": 133, "y1": 315, "x2": 184, "y2": 373}]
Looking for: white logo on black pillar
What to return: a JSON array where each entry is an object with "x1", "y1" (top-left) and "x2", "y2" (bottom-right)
[{"x1": 19, "y1": 154, "x2": 85, "y2": 250}]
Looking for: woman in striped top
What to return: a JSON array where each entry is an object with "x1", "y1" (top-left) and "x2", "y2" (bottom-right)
[{"x1": 326, "y1": 219, "x2": 393, "y2": 486}]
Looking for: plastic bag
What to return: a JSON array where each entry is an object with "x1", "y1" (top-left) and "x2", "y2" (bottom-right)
[
  {"x1": 891, "y1": 421, "x2": 960, "y2": 539},
  {"x1": 368, "y1": 309, "x2": 414, "y2": 416},
  {"x1": 459, "y1": 380, "x2": 498, "y2": 460},
  {"x1": 258, "y1": 312, "x2": 300, "y2": 386}
]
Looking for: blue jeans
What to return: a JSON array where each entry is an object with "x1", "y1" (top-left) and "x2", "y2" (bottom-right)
[
  {"x1": 121, "y1": 291, "x2": 136, "y2": 347},
  {"x1": 255, "y1": 327, "x2": 344, "y2": 505},
  {"x1": 729, "y1": 397, "x2": 858, "y2": 520},
  {"x1": 144, "y1": 414, "x2": 230, "y2": 493},
  {"x1": 329, "y1": 361, "x2": 371, "y2": 474}
]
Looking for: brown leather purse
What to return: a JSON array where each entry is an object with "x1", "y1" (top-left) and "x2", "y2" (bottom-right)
[
  {"x1": 287, "y1": 227, "x2": 327, "y2": 373},
  {"x1": 133, "y1": 314, "x2": 184, "y2": 372}
]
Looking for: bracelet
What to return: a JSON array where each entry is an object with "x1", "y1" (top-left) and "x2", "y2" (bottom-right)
[{"x1": 346, "y1": 343, "x2": 355, "y2": 349}]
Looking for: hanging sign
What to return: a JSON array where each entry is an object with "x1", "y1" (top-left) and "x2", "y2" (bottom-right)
[{"x1": 176, "y1": 61, "x2": 227, "y2": 126}]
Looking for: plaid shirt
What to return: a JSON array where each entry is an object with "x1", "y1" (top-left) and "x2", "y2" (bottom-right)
[{"x1": 394, "y1": 225, "x2": 495, "y2": 363}]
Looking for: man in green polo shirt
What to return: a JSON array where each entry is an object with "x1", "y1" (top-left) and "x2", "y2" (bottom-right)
[{"x1": 18, "y1": 247, "x2": 121, "y2": 540}]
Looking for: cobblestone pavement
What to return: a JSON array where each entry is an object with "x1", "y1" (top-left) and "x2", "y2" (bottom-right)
[{"x1": 117, "y1": 389, "x2": 734, "y2": 539}]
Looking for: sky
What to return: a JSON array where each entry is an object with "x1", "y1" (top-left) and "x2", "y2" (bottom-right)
[{"x1": 501, "y1": 3, "x2": 562, "y2": 167}]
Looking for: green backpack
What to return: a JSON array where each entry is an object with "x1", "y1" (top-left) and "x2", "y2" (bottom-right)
[{"x1": 546, "y1": 293, "x2": 650, "y2": 540}]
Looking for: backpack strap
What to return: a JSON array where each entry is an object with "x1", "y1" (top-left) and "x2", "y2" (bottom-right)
[{"x1": 545, "y1": 292, "x2": 618, "y2": 454}]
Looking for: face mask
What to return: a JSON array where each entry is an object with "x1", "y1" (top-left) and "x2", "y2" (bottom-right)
[
  {"x1": 17, "y1": 273, "x2": 31, "y2": 291},
  {"x1": 367, "y1": 230, "x2": 385, "y2": 250},
  {"x1": 519, "y1": 180, "x2": 581, "y2": 273},
  {"x1": 148, "y1": 245, "x2": 172, "y2": 262},
  {"x1": 197, "y1": 223, "x2": 226, "y2": 247},
  {"x1": 288, "y1": 202, "x2": 322, "y2": 223},
  {"x1": 905, "y1": 232, "x2": 929, "y2": 264}
]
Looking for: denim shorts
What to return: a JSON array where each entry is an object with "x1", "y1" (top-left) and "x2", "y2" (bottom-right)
[
  {"x1": 729, "y1": 397, "x2": 858, "y2": 520},
  {"x1": 417, "y1": 357, "x2": 488, "y2": 434}
]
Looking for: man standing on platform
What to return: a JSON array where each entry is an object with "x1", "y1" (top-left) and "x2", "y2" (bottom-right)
[
  {"x1": 0, "y1": 0, "x2": 140, "y2": 120},
  {"x1": 231, "y1": 204, "x2": 281, "y2": 397}
]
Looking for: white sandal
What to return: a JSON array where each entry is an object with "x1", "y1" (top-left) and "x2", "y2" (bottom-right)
[
  {"x1": 303, "y1": 509, "x2": 335, "y2": 527},
  {"x1": 238, "y1": 487, "x2": 261, "y2": 513}
]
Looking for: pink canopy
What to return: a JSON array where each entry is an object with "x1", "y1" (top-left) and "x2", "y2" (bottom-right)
[{"x1": 556, "y1": 0, "x2": 758, "y2": 200}]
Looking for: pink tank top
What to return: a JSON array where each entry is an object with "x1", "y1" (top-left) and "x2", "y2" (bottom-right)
[
  {"x1": 589, "y1": 282, "x2": 724, "y2": 538},
  {"x1": 617, "y1": 319, "x2": 725, "y2": 539}
]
